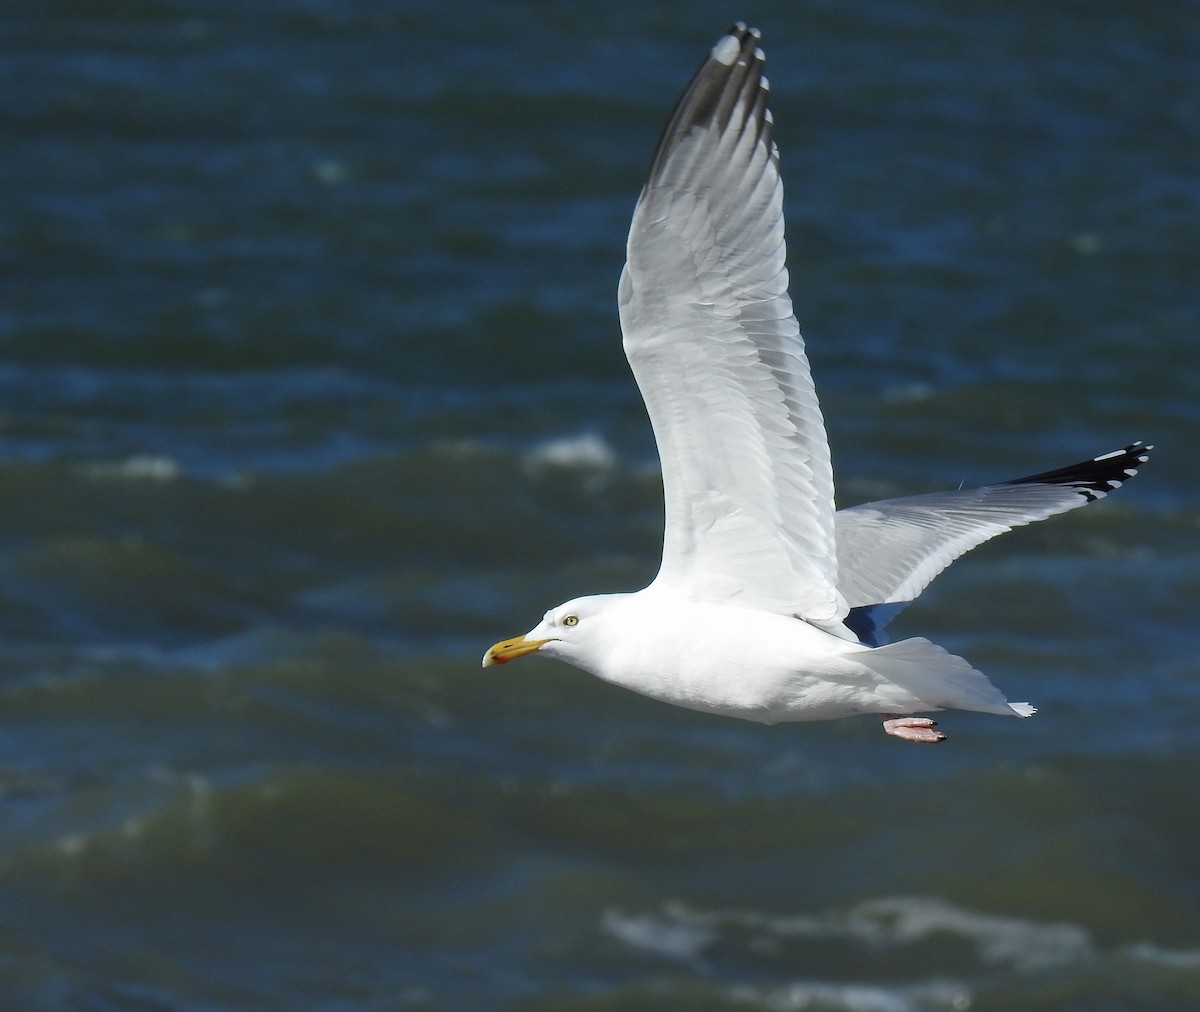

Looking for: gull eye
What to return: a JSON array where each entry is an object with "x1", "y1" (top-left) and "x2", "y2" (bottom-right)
[{"x1": 562, "y1": 614, "x2": 579, "y2": 627}]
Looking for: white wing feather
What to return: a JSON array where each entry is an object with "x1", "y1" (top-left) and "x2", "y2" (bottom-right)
[{"x1": 618, "y1": 25, "x2": 844, "y2": 624}]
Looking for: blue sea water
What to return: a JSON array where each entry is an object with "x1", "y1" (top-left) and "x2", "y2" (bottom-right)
[{"x1": 1, "y1": 1, "x2": 1197, "y2": 1008}]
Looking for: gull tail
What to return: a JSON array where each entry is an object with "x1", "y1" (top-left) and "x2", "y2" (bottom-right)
[{"x1": 855, "y1": 636, "x2": 1035, "y2": 718}]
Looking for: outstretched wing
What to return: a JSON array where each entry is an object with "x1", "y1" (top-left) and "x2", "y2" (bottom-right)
[
  {"x1": 836, "y1": 442, "x2": 1152, "y2": 611},
  {"x1": 618, "y1": 24, "x2": 843, "y2": 623}
]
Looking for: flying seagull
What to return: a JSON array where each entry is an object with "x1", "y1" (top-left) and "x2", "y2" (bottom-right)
[{"x1": 482, "y1": 24, "x2": 1150, "y2": 742}]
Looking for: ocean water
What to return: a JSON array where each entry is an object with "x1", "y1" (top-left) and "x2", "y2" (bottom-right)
[{"x1": 1, "y1": 1, "x2": 1197, "y2": 1009}]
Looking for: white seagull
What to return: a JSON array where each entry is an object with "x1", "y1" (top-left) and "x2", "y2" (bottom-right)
[{"x1": 482, "y1": 24, "x2": 1151, "y2": 742}]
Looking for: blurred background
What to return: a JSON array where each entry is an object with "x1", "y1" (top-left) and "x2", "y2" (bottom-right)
[{"x1": 1, "y1": 1, "x2": 1197, "y2": 1008}]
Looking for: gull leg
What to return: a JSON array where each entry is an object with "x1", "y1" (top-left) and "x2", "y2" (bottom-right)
[{"x1": 882, "y1": 715, "x2": 946, "y2": 743}]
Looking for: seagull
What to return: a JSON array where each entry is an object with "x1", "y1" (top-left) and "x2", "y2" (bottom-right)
[{"x1": 482, "y1": 23, "x2": 1151, "y2": 742}]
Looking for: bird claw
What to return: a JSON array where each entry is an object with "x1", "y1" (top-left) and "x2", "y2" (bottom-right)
[{"x1": 882, "y1": 715, "x2": 947, "y2": 743}]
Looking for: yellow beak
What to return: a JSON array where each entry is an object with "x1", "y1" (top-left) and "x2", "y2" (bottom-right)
[{"x1": 482, "y1": 634, "x2": 554, "y2": 667}]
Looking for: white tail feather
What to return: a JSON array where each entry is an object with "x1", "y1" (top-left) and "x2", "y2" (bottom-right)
[{"x1": 858, "y1": 636, "x2": 1036, "y2": 718}]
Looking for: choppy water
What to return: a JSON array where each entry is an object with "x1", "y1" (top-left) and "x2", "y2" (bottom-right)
[{"x1": 1, "y1": 1, "x2": 1197, "y2": 1009}]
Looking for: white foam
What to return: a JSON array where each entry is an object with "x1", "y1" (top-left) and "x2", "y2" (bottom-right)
[
  {"x1": 602, "y1": 897, "x2": 1200, "y2": 1006},
  {"x1": 524, "y1": 432, "x2": 618, "y2": 470},
  {"x1": 837, "y1": 897, "x2": 1092, "y2": 971},
  {"x1": 728, "y1": 980, "x2": 971, "y2": 1012},
  {"x1": 82, "y1": 454, "x2": 181, "y2": 481},
  {"x1": 1120, "y1": 942, "x2": 1200, "y2": 969},
  {"x1": 604, "y1": 896, "x2": 1096, "y2": 971},
  {"x1": 600, "y1": 907, "x2": 714, "y2": 961}
]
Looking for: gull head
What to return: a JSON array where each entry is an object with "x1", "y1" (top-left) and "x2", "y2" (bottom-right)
[{"x1": 482, "y1": 594, "x2": 625, "y2": 671}]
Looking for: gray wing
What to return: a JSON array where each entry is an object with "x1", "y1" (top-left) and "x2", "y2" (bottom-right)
[
  {"x1": 619, "y1": 24, "x2": 844, "y2": 623},
  {"x1": 836, "y1": 442, "x2": 1152, "y2": 611}
]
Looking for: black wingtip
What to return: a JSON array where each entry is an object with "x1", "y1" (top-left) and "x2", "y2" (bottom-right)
[
  {"x1": 1005, "y1": 441, "x2": 1153, "y2": 502},
  {"x1": 643, "y1": 23, "x2": 773, "y2": 187}
]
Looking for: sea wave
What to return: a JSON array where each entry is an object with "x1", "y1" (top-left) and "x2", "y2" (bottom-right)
[
  {"x1": 602, "y1": 896, "x2": 1200, "y2": 976},
  {"x1": 726, "y1": 979, "x2": 971, "y2": 1012},
  {"x1": 524, "y1": 432, "x2": 620, "y2": 471}
]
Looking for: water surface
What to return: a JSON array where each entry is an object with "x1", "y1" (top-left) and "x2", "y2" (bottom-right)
[{"x1": 1, "y1": 1, "x2": 1197, "y2": 1008}]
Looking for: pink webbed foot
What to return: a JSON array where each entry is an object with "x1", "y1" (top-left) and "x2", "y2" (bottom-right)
[{"x1": 882, "y1": 715, "x2": 947, "y2": 744}]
